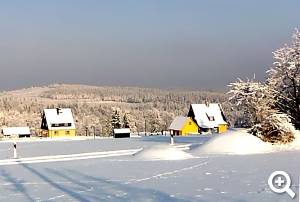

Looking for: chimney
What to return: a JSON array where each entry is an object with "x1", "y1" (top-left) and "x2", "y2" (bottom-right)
[
  {"x1": 205, "y1": 101, "x2": 209, "y2": 107},
  {"x1": 56, "y1": 108, "x2": 61, "y2": 115}
]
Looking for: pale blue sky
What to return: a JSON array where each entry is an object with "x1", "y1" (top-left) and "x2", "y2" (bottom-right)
[{"x1": 0, "y1": 0, "x2": 299, "y2": 90}]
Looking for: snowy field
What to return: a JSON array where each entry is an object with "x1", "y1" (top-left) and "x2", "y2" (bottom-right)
[{"x1": 0, "y1": 130, "x2": 299, "y2": 202}]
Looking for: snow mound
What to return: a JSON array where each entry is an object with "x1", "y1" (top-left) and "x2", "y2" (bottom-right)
[
  {"x1": 196, "y1": 131, "x2": 275, "y2": 155},
  {"x1": 196, "y1": 130, "x2": 300, "y2": 155},
  {"x1": 133, "y1": 145, "x2": 193, "y2": 160}
]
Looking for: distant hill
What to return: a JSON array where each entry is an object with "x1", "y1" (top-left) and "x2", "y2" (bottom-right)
[{"x1": 0, "y1": 84, "x2": 233, "y2": 135}]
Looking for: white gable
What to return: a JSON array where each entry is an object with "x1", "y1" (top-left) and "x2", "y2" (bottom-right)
[
  {"x1": 44, "y1": 108, "x2": 76, "y2": 130},
  {"x1": 169, "y1": 116, "x2": 189, "y2": 130},
  {"x1": 113, "y1": 128, "x2": 131, "y2": 134},
  {"x1": 190, "y1": 103, "x2": 227, "y2": 128},
  {"x1": 2, "y1": 127, "x2": 31, "y2": 135}
]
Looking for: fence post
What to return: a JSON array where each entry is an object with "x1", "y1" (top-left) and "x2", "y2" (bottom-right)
[
  {"x1": 13, "y1": 141, "x2": 17, "y2": 158},
  {"x1": 170, "y1": 134, "x2": 174, "y2": 145}
]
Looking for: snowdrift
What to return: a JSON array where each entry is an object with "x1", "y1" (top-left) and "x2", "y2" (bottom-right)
[
  {"x1": 195, "y1": 130, "x2": 300, "y2": 155},
  {"x1": 133, "y1": 145, "x2": 193, "y2": 160}
]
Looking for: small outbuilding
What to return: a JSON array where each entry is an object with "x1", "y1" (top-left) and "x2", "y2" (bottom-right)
[
  {"x1": 188, "y1": 103, "x2": 228, "y2": 133},
  {"x1": 113, "y1": 128, "x2": 130, "y2": 138},
  {"x1": 41, "y1": 108, "x2": 76, "y2": 137},
  {"x1": 169, "y1": 116, "x2": 199, "y2": 136},
  {"x1": 2, "y1": 127, "x2": 31, "y2": 138}
]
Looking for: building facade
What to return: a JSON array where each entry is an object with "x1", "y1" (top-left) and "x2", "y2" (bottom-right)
[
  {"x1": 2, "y1": 127, "x2": 31, "y2": 138},
  {"x1": 41, "y1": 108, "x2": 76, "y2": 137},
  {"x1": 188, "y1": 103, "x2": 228, "y2": 134},
  {"x1": 113, "y1": 128, "x2": 131, "y2": 138},
  {"x1": 169, "y1": 116, "x2": 199, "y2": 136}
]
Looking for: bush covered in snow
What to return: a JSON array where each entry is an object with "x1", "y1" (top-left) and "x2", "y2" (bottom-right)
[
  {"x1": 250, "y1": 113, "x2": 295, "y2": 144},
  {"x1": 228, "y1": 79, "x2": 295, "y2": 144}
]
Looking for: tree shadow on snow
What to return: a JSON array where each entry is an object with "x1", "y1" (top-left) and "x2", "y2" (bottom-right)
[
  {"x1": 0, "y1": 169, "x2": 34, "y2": 202},
  {"x1": 9, "y1": 163, "x2": 194, "y2": 202},
  {"x1": 20, "y1": 163, "x2": 91, "y2": 202},
  {"x1": 45, "y1": 167, "x2": 192, "y2": 202}
]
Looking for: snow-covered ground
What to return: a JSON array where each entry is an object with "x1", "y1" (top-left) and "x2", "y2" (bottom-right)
[{"x1": 0, "y1": 130, "x2": 299, "y2": 201}]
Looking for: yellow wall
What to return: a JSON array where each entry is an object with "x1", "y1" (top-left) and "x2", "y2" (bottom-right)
[
  {"x1": 47, "y1": 129, "x2": 76, "y2": 137},
  {"x1": 181, "y1": 118, "x2": 199, "y2": 136},
  {"x1": 218, "y1": 124, "x2": 228, "y2": 133}
]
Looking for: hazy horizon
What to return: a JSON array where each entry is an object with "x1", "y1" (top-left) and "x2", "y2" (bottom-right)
[{"x1": 0, "y1": 0, "x2": 299, "y2": 91}]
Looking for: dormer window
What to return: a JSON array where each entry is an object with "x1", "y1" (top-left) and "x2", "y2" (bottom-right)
[
  {"x1": 208, "y1": 116, "x2": 215, "y2": 121},
  {"x1": 206, "y1": 113, "x2": 215, "y2": 121}
]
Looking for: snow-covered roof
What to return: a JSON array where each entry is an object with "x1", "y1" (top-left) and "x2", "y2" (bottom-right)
[
  {"x1": 2, "y1": 127, "x2": 31, "y2": 135},
  {"x1": 189, "y1": 103, "x2": 227, "y2": 128},
  {"x1": 169, "y1": 116, "x2": 190, "y2": 130},
  {"x1": 113, "y1": 128, "x2": 131, "y2": 134},
  {"x1": 44, "y1": 108, "x2": 76, "y2": 130}
]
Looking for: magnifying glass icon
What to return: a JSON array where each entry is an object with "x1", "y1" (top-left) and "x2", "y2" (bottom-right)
[{"x1": 268, "y1": 171, "x2": 296, "y2": 199}]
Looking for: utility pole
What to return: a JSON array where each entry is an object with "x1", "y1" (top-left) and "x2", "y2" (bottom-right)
[
  {"x1": 85, "y1": 126, "x2": 88, "y2": 136},
  {"x1": 99, "y1": 125, "x2": 102, "y2": 137},
  {"x1": 144, "y1": 119, "x2": 147, "y2": 136},
  {"x1": 91, "y1": 126, "x2": 96, "y2": 140}
]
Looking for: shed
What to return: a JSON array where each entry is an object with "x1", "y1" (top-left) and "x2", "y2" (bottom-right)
[
  {"x1": 2, "y1": 127, "x2": 31, "y2": 138},
  {"x1": 169, "y1": 116, "x2": 199, "y2": 136},
  {"x1": 41, "y1": 108, "x2": 76, "y2": 137},
  {"x1": 113, "y1": 128, "x2": 130, "y2": 138},
  {"x1": 188, "y1": 103, "x2": 228, "y2": 133}
]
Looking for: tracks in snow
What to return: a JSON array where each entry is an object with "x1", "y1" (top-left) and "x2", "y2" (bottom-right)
[
  {"x1": 0, "y1": 149, "x2": 142, "y2": 166},
  {"x1": 0, "y1": 144, "x2": 192, "y2": 166},
  {"x1": 125, "y1": 161, "x2": 208, "y2": 184}
]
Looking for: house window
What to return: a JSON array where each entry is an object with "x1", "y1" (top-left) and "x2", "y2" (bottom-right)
[
  {"x1": 189, "y1": 122, "x2": 192, "y2": 125},
  {"x1": 51, "y1": 123, "x2": 72, "y2": 127},
  {"x1": 65, "y1": 130, "x2": 70, "y2": 135},
  {"x1": 54, "y1": 131, "x2": 58, "y2": 135},
  {"x1": 206, "y1": 113, "x2": 215, "y2": 121},
  {"x1": 208, "y1": 116, "x2": 215, "y2": 121}
]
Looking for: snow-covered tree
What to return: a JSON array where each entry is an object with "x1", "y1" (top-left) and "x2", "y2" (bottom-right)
[
  {"x1": 267, "y1": 29, "x2": 300, "y2": 129},
  {"x1": 123, "y1": 112, "x2": 137, "y2": 132},
  {"x1": 102, "y1": 119, "x2": 113, "y2": 137},
  {"x1": 147, "y1": 109, "x2": 163, "y2": 133},
  {"x1": 228, "y1": 78, "x2": 273, "y2": 126},
  {"x1": 111, "y1": 108, "x2": 122, "y2": 129},
  {"x1": 228, "y1": 78, "x2": 295, "y2": 143},
  {"x1": 123, "y1": 113, "x2": 130, "y2": 128}
]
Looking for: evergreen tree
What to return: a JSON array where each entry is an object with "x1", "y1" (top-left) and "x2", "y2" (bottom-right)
[
  {"x1": 123, "y1": 113, "x2": 130, "y2": 128},
  {"x1": 102, "y1": 119, "x2": 113, "y2": 137},
  {"x1": 111, "y1": 109, "x2": 122, "y2": 129}
]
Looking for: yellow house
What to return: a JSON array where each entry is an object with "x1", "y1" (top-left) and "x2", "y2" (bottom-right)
[
  {"x1": 169, "y1": 116, "x2": 199, "y2": 136},
  {"x1": 41, "y1": 108, "x2": 76, "y2": 137},
  {"x1": 188, "y1": 103, "x2": 229, "y2": 134},
  {"x1": 218, "y1": 123, "x2": 228, "y2": 133}
]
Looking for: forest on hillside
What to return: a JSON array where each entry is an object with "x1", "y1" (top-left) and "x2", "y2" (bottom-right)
[{"x1": 0, "y1": 84, "x2": 235, "y2": 136}]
